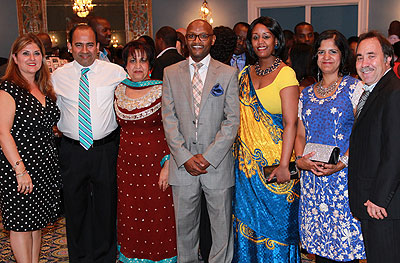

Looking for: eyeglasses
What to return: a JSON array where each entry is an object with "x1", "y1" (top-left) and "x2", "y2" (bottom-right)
[{"x1": 186, "y1": 33, "x2": 213, "y2": 41}]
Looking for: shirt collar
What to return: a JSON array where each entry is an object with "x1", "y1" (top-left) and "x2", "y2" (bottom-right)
[
  {"x1": 73, "y1": 59, "x2": 99, "y2": 74},
  {"x1": 189, "y1": 54, "x2": 211, "y2": 69},
  {"x1": 156, "y1": 47, "x2": 177, "y2": 58},
  {"x1": 232, "y1": 53, "x2": 245, "y2": 60},
  {"x1": 363, "y1": 68, "x2": 391, "y2": 92}
]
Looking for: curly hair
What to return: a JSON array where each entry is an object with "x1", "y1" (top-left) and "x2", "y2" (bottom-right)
[{"x1": 210, "y1": 26, "x2": 237, "y2": 65}]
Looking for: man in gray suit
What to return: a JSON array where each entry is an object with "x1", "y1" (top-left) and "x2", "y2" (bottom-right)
[{"x1": 162, "y1": 19, "x2": 240, "y2": 263}]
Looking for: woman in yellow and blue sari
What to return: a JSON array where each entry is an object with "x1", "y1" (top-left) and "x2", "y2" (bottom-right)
[{"x1": 232, "y1": 16, "x2": 301, "y2": 262}]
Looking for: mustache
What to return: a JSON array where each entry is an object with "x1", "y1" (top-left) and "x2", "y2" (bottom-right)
[{"x1": 360, "y1": 66, "x2": 374, "y2": 73}]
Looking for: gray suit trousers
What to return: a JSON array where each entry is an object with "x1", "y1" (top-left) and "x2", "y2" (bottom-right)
[{"x1": 172, "y1": 180, "x2": 233, "y2": 263}]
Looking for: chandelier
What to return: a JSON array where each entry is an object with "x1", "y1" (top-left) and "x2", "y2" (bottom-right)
[
  {"x1": 200, "y1": 0, "x2": 213, "y2": 24},
  {"x1": 73, "y1": 0, "x2": 94, "y2": 18}
]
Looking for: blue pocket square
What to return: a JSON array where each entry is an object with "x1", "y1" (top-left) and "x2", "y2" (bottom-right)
[{"x1": 211, "y1": 84, "x2": 224, "y2": 97}]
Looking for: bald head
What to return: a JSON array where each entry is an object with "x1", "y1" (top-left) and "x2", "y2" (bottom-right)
[
  {"x1": 37, "y1": 33, "x2": 52, "y2": 54},
  {"x1": 187, "y1": 19, "x2": 213, "y2": 34},
  {"x1": 186, "y1": 19, "x2": 216, "y2": 62}
]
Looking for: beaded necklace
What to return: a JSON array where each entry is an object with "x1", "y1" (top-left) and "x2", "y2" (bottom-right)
[
  {"x1": 314, "y1": 76, "x2": 340, "y2": 97},
  {"x1": 254, "y1": 57, "x2": 281, "y2": 76}
]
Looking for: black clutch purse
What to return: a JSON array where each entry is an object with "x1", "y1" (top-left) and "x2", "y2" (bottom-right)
[
  {"x1": 263, "y1": 162, "x2": 299, "y2": 184},
  {"x1": 303, "y1": 143, "x2": 340, "y2": 164}
]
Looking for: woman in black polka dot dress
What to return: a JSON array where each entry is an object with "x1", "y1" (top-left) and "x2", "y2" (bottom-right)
[{"x1": 0, "y1": 34, "x2": 61, "y2": 262}]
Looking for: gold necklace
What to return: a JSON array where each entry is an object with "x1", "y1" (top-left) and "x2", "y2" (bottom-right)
[{"x1": 315, "y1": 76, "x2": 340, "y2": 97}]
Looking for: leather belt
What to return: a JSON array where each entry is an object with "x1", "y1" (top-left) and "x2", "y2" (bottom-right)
[{"x1": 63, "y1": 128, "x2": 118, "y2": 148}]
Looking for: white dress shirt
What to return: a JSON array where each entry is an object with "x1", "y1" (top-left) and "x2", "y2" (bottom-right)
[
  {"x1": 52, "y1": 59, "x2": 126, "y2": 140},
  {"x1": 189, "y1": 54, "x2": 211, "y2": 84}
]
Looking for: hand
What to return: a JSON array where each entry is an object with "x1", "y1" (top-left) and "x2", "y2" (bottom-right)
[
  {"x1": 183, "y1": 156, "x2": 208, "y2": 176},
  {"x1": 16, "y1": 172, "x2": 33, "y2": 195},
  {"x1": 193, "y1": 154, "x2": 210, "y2": 170},
  {"x1": 268, "y1": 164, "x2": 290, "y2": 184},
  {"x1": 364, "y1": 200, "x2": 388, "y2": 219},
  {"x1": 158, "y1": 160, "x2": 170, "y2": 192},
  {"x1": 317, "y1": 162, "x2": 346, "y2": 176},
  {"x1": 296, "y1": 152, "x2": 325, "y2": 176}
]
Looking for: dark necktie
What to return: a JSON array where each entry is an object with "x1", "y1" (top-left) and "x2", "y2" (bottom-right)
[{"x1": 355, "y1": 90, "x2": 370, "y2": 120}]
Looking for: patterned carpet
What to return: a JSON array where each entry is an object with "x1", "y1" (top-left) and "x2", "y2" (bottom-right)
[
  {"x1": 0, "y1": 216, "x2": 340, "y2": 263},
  {"x1": 0, "y1": 217, "x2": 68, "y2": 262}
]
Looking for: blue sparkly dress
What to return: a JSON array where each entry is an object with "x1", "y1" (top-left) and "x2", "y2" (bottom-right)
[
  {"x1": 233, "y1": 66, "x2": 301, "y2": 263},
  {"x1": 299, "y1": 75, "x2": 366, "y2": 261}
]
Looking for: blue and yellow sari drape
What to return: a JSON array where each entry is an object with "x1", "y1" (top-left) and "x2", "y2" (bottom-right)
[{"x1": 232, "y1": 67, "x2": 301, "y2": 262}]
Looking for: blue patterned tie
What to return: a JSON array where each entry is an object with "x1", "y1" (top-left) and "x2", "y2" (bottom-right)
[{"x1": 78, "y1": 68, "x2": 93, "y2": 150}]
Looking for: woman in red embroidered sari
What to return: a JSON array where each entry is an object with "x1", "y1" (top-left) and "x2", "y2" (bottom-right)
[{"x1": 114, "y1": 40, "x2": 177, "y2": 263}]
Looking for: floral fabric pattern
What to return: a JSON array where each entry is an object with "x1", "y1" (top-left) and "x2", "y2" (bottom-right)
[{"x1": 299, "y1": 75, "x2": 366, "y2": 261}]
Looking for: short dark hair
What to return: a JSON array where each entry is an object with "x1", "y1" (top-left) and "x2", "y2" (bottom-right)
[
  {"x1": 247, "y1": 16, "x2": 285, "y2": 60},
  {"x1": 294, "y1": 22, "x2": 313, "y2": 35},
  {"x1": 347, "y1": 36, "x2": 359, "y2": 45},
  {"x1": 122, "y1": 40, "x2": 155, "y2": 70},
  {"x1": 357, "y1": 31, "x2": 395, "y2": 67},
  {"x1": 233, "y1": 22, "x2": 250, "y2": 31},
  {"x1": 68, "y1": 23, "x2": 98, "y2": 44},
  {"x1": 210, "y1": 26, "x2": 237, "y2": 64},
  {"x1": 155, "y1": 26, "x2": 177, "y2": 47},
  {"x1": 290, "y1": 43, "x2": 313, "y2": 82},
  {"x1": 312, "y1": 29, "x2": 352, "y2": 76}
]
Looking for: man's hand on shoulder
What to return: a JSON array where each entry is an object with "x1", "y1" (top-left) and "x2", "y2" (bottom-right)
[{"x1": 184, "y1": 155, "x2": 208, "y2": 176}]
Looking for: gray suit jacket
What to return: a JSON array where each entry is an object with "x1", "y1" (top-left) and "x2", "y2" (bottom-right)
[{"x1": 162, "y1": 58, "x2": 240, "y2": 189}]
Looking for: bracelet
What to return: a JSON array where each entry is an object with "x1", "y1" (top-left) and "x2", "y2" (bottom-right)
[
  {"x1": 12, "y1": 159, "x2": 23, "y2": 171},
  {"x1": 15, "y1": 169, "x2": 27, "y2": 177},
  {"x1": 339, "y1": 155, "x2": 349, "y2": 167},
  {"x1": 295, "y1": 155, "x2": 302, "y2": 165},
  {"x1": 160, "y1": 154, "x2": 170, "y2": 168}
]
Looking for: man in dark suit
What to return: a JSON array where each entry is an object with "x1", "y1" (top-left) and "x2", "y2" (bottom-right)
[
  {"x1": 151, "y1": 26, "x2": 185, "y2": 80},
  {"x1": 349, "y1": 31, "x2": 400, "y2": 263}
]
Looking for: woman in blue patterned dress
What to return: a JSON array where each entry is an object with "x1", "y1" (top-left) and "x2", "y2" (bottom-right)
[{"x1": 295, "y1": 30, "x2": 366, "y2": 262}]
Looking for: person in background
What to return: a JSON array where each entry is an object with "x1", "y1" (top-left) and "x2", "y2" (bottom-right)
[
  {"x1": 115, "y1": 40, "x2": 177, "y2": 263},
  {"x1": 282, "y1": 29, "x2": 295, "y2": 63},
  {"x1": 232, "y1": 16, "x2": 300, "y2": 263},
  {"x1": 288, "y1": 43, "x2": 316, "y2": 91},
  {"x1": 393, "y1": 41, "x2": 400, "y2": 78},
  {"x1": 349, "y1": 30, "x2": 400, "y2": 263},
  {"x1": 151, "y1": 26, "x2": 185, "y2": 80},
  {"x1": 88, "y1": 16, "x2": 112, "y2": 62},
  {"x1": 176, "y1": 31, "x2": 189, "y2": 58},
  {"x1": 210, "y1": 26, "x2": 237, "y2": 65},
  {"x1": 294, "y1": 22, "x2": 315, "y2": 45},
  {"x1": 387, "y1": 20, "x2": 400, "y2": 45},
  {"x1": 295, "y1": 30, "x2": 365, "y2": 263},
  {"x1": 162, "y1": 19, "x2": 240, "y2": 263},
  {"x1": 51, "y1": 24, "x2": 126, "y2": 262},
  {"x1": 230, "y1": 22, "x2": 255, "y2": 71},
  {"x1": 348, "y1": 36, "x2": 359, "y2": 77},
  {"x1": 0, "y1": 33, "x2": 62, "y2": 262},
  {"x1": 138, "y1": 35, "x2": 156, "y2": 52}
]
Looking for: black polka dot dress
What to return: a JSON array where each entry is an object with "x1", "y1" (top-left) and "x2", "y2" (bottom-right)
[{"x1": 0, "y1": 81, "x2": 62, "y2": 232}]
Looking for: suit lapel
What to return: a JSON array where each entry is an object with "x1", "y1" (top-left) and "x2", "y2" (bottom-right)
[
  {"x1": 199, "y1": 58, "x2": 219, "y2": 115},
  {"x1": 353, "y1": 70, "x2": 393, "y2": 129},
  {"x1": 179, "y1": 60, "x2": 195, "y2": 117}
]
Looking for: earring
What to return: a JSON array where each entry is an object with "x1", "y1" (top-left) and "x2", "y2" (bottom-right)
[{"x1": 274, "y1": 44, "x2": 278, "y2": 50}]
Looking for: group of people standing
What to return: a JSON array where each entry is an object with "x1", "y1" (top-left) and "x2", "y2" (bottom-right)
[{"x1": 0, "y1": 13, "x2": 399, "y2": 263}]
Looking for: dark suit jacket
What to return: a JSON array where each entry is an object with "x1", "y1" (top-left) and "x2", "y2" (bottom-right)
[
  {"x1": 348, "y1": 70, "x2": 400, "y2": 219},
  {"x1": 151, "y1": 48, "x2": 185, "y2": 80}
]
